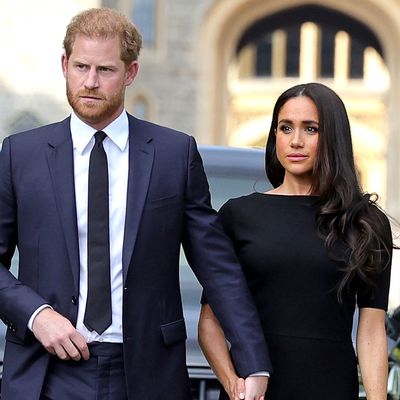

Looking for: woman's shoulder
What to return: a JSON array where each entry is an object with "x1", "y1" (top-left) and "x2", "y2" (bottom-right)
[
  {"x1": 219, "y1": 193, "x2": 261, "y2": 219},
  {"x1": 220, "y1": 192, "x2": 274, "y2": 212},
  {"x1": 223, "y1": 192, "x2": 260, "y2": 206}
]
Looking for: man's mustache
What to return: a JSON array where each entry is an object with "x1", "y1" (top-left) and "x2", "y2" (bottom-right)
[{"x1": 77, "y1": 90, "x2": 106, "y2": 99}]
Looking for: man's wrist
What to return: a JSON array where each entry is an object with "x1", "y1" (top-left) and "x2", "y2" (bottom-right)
[{"x1": 28, "y1": 305, "x2": 53, "y2": 331}]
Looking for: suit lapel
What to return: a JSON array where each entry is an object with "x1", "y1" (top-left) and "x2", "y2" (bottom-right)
[
  {"x1": 46, "y1": 119, "x2": 80, "y2": 292},
  {"x1": 122, "y1": 116, "x2": 154, "y2": 282}
]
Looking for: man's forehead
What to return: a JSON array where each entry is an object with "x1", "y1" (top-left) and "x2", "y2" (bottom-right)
[{"x1": 68, "y1": 35, "x2": 122, "y2": 61}]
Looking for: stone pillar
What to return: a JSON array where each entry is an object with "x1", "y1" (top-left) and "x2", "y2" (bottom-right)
[
  {"x1": 300, "y1": 22, "x2": 320, "y2": 81},
  {"x1": 334, "y1": 30, "x2": 350, "y2": 84},
  {"x1": 272, "y1": 29, "x2": 287, "y2": 78}
]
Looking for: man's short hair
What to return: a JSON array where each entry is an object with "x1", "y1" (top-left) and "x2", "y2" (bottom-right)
[{"x1": 63, "y1": 7, "x2": 142, "y2": 65}]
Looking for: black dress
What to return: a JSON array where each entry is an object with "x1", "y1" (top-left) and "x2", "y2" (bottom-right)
[{"x1": 214, "y1": 193, "x2": 392, "y2": 400}]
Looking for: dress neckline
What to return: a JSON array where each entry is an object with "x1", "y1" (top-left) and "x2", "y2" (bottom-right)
[{"x1": 253, "y1": 192, "x2": 318, "y2": 199}]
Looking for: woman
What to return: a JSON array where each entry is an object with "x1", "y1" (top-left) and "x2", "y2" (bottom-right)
[{"x1": 198, "y1": 83, "x2": 393, "y2": 400}]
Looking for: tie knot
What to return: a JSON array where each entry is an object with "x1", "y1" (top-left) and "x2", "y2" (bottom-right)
[{"x1": 94, "y1": 131, "x2": 107, "y2": 146}]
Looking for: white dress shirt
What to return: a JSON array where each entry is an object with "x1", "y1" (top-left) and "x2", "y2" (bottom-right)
[
  {"x1": 72, "y1": 111, "x2": 129, "y2": 343},
  {"x1": 28, "y1": 110, "x2": 129, "y2": 343}
]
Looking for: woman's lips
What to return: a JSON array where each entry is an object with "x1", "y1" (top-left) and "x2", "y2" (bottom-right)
[{"x1": 287, "y1": 153, "x2": 308, "y2": 161}]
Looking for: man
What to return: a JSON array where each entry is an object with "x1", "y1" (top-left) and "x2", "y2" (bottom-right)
[{"x1": 0, "y1": 8, "x2": 270, "y2": 400}]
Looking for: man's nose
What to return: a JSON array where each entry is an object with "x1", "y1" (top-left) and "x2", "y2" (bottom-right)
[{"x1": 84, "y1": 68, "x2": 99, "y2": 90}]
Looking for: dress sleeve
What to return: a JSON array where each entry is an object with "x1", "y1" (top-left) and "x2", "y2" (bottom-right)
[
  {"x1": 200, "y1": 200, "x2": 235, "y2": 305},
  {"x1": 357, "y1": 208, "x2": 393, "y2": 310}
]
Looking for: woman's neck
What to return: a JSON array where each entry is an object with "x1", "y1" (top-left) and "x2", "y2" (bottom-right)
[{"x1": 271, "y1": 178, "x2": 313, "y2": 196}]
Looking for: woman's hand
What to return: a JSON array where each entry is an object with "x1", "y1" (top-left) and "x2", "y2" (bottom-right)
[
  {"x1": 198, "y1": 304, "x2": 268, "y2": 400},
  {"x1": 224, "y1": 376, "x2": 246, "y2": 400},
  {"x1": 244, "y1": 376, "x2": 268, "y2": 400}
]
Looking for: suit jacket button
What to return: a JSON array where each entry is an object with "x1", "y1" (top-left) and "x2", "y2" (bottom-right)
[{"x1": 71, "y1": 296, "x2": 77, "y2": 305}]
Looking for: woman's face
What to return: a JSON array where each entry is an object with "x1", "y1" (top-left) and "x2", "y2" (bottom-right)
[{"x1": 275, "y1": 96, "x2": 319, "y2": 185}]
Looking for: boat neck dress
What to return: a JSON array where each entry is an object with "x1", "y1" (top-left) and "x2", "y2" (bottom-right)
[{"x1": 216, "y1": 192, "x2": 392, "y2": 400}]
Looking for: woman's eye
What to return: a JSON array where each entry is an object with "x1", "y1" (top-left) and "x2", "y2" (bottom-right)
[
  {"x1": 306, "y1": 126, "x2": 319, "y2": 134},
  {"x1": 279, "y1": 125, "x2": 291, "y2": 133}
]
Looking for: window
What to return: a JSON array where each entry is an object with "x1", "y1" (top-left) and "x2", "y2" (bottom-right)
[
  {"x1": 285, "y1": 24, "x2": 301, "y2": 77},
  {"x1": 101, "y1": 0, "x2": 118, "y2": 8},
  {"x1": 131, "y1": 95, "x2": 152, "y2": 120},
  {"x1": 320, "y1": 27, "x2": 336, "y2": 78},
  {"x1": 350, "y1": 38, "x2": 365, "y2": 79},
  {"x1": 255, "y1": 34, "x2": 273, "y2": 76},
  {"x1": 131, "y1": 0, "x2": 156, "y2": 47}
]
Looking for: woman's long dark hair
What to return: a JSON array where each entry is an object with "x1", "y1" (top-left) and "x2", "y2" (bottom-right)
[{"x1": 265, "y1": 82, "x2": 392, "y2": 300}]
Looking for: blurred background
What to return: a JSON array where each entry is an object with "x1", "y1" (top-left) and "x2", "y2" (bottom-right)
[{"x1": 0, "y1": 0, "x2": 398, "y2": 308}]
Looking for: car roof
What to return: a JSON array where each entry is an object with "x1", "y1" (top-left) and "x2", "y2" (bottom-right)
[{"x1": 198, "y1": 145, "x2": 265, "y2": 177}]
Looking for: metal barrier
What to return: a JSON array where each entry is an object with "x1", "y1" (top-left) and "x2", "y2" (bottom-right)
[{"x1": 188, "y1": 366, "x2": 220, "y2": 400}]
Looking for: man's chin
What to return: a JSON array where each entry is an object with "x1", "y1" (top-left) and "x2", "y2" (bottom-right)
[
  {"x1": 69, "y1": 96, "x2": 123, "y2": 126},
  {"x1": 73, "y1": 106, "x2": 106, "y2": 123}
]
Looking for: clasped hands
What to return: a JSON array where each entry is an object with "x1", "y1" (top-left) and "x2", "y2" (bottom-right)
[{"x1": 225, "y1": 375, "x2": 268, "y2": 400}]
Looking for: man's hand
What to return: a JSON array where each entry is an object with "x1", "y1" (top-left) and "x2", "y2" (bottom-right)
[
  {"x1": 243, "y1": 376, "x2": 268, "y2": 400},
  {"x1": 32, "y1": 308, "x2": 90, "y2": 361}
]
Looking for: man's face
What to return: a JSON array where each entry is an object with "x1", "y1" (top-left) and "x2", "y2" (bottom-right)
[{"x1": 62, "y1": 34, "x2": 138, "y2": 130}]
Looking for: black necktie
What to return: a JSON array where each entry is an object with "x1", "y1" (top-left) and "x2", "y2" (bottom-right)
[{"x1": 84, "y1": 131, "x2": 112, "y2": 334}]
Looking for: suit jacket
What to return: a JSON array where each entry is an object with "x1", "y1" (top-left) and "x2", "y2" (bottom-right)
[{"x1": 0, "y1": 114, "x2": 271, "y2": 399}]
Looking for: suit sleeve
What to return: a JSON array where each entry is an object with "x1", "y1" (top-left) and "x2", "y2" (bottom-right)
[
  {"x1": 200, "y1": 200, "x2": 236, "y2": 305},
  {"x1": 0, "y1": 137, "x2": 48, "y2": 341},
  {"x1": 181, "y1": 136, "x2": 272, "y2": 376}
]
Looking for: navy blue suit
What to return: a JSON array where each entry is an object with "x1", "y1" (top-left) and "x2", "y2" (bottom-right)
[{"x1": 0, "y1": 114, "x2": 271, "y2": 399}]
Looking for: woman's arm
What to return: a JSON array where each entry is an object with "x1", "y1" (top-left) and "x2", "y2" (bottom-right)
[
  {"x1": 357, "y1": 307, "x2": 388, "y2": 400},
  {"x1": 198, "y1": 303, "x2": 246, "y2": 400}
]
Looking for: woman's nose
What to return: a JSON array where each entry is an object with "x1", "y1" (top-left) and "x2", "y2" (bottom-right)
[{"x1": 290, "y1": 130, "x2": 304, "y2": 148}]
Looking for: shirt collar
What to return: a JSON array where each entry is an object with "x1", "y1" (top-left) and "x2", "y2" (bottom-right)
[{"x1": 70, "y1": 111, "x2": 129, "y2": 154}]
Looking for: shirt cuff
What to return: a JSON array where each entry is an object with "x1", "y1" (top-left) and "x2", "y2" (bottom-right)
[
  {"x1": 249, "y1": 371, "x2": 270, "y2": 377},
  {"x1": 28, "y1": 304, "x2": 53, "y2": 331}
]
